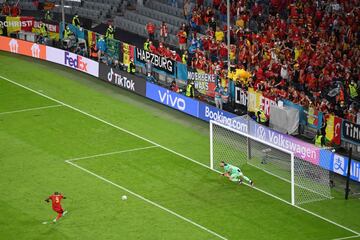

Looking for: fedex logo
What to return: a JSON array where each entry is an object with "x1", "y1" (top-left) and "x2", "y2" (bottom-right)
[{"x1": 64, "y1": 52, "x2": 88, "y2": 72}]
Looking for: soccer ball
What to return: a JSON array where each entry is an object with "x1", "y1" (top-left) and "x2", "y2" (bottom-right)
[{"x1": 121, "y1": 195, "x2": 127, "y2": 201}]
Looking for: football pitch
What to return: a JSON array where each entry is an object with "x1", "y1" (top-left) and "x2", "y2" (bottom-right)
[{"x1": 1, "y1": 51, "x2": 360, "y2": 240}]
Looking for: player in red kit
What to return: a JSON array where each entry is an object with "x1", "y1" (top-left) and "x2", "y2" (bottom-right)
[{"x1": 45, "y1": 192, "x2": 68, "y2": 223}]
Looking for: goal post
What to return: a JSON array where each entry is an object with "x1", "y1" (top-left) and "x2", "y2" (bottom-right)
[{"x1": 209, "y1": 120, "x2": 332, "y2": 206}]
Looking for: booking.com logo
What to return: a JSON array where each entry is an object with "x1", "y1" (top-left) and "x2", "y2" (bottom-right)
[{"x1": 64, "y1": 52, "x2": 88, "y2": 71}]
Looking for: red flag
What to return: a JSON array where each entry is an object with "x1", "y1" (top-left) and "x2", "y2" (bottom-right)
[{"x1": 333, "y1": 116, "x2": 342, "y2": 145}]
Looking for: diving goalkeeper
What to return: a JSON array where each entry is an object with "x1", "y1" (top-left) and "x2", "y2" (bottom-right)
[{"x1": 220, "y1": 161, "x2": 254, "y2": 185}]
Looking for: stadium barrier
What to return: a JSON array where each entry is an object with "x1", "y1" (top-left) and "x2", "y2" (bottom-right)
[
  {"x1": 1, "y1": 35, "x2": 359, "y2": 183},
  {"x1": 99, "y1": 63, "x2": 146, "y2": 96}
]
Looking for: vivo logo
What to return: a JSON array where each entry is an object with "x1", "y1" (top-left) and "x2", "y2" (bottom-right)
[
  {"x1": 64, "y1": 52, "x2": 88, "y2": 71},
  {"x1": 107, "y1": 68, "x2": 135, "y2": 91},
  {"x1": 158, "y1": 90, "x2": 186, "y2": 111}
]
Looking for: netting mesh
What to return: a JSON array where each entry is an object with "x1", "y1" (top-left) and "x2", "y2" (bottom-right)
[
  {"x1": 211, "y1": 120, "x2": 332, "y2": 205},
  {"x1": 294, "y1": 157, "x2": 332, "y2": 204}
]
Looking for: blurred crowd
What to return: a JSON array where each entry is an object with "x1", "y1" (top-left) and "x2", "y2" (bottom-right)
[
  {"x1": 1, "y1": 1, "x2": 21, "y2": 16},
  {"x1": 143, "y1": 0, "x2": 360, "y2": 123}
]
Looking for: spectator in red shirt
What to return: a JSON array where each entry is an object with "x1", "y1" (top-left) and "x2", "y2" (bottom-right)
[
  {"x1": 146, "y1": 21, "x2": 156, "y2": 41},
  {"x1": 213, "y1": 0, "x2": 221, "y2": 10},
  {"x1": 177, "y1": 28, "x2": 187, "y2": 51}
]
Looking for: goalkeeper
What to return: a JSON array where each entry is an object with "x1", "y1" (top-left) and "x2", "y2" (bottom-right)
[{"x1": 220, "y1": 161, "x2": 254, "y2": 185}]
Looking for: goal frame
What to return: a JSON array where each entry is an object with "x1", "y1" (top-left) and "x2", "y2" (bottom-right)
[{"x1": 210, "y1": 120, "x2": 296, "y2": 205}]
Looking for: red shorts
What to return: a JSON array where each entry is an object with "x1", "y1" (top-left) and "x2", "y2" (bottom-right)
[{"x1": 53, "y1": 207, "x2": 63, "y2": 214}]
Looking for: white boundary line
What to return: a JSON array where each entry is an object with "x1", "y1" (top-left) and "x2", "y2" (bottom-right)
[
  {"x1": 0, "y1": 104, "x2": 62, "y2": 115},
  {"x1": 331, "y1": 235, "x2": 360, "y2": 240},
  {"x1": 65, "y1": 146, "x2": 159, "y2": 162},
  {"x1": 1, "y1": 75, "x2": 359, "y2": 237},
  {"x1": 65, "y1": 160, "x2": 228, "y2": 240}
]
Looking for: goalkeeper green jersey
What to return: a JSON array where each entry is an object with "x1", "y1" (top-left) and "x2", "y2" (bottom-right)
[{"x1": 223, "y1": 164, "x2": 241, "y2": 174}]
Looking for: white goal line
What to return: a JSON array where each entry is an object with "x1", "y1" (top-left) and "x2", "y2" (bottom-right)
[
  {"x1": 0, "y1": 104, "x2": 62, "y2": 115},
  {"x1": 1, "y1": 75, "x2": 359, "y2": 237}
]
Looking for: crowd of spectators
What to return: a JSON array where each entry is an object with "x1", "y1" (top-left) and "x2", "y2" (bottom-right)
[
  {"x1": 1, "y1": 1, "x2": 21, "y2": 17},
  {"x1": 142, "y1": 0, "x2": 360, "y2": 124}
]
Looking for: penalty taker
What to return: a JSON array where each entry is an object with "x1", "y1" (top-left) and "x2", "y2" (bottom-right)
[{"x1": 220, "y1": 161, "x2": 254, "y2": 185}]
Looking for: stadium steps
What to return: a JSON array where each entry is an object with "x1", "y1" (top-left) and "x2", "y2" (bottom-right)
[
  {"x1": 137, "y1": 6, "x2": 185, "y2": 30},
  {"x1": 114, "y1": 16, "x2": 178, "y2": 46},
  {"x1": 145, "y1": 0, "x2": 183, "y2": 18},
  {"x1": 124, "y1": 11, "x2": 179, "y2": 35}
]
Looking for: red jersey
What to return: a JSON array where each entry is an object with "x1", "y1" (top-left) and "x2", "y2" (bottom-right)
[{"x1": 49, "y1": 194, "x2": 64, "y2": 210}]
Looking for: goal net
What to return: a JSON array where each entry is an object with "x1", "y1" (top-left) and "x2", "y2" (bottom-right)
[{"x1": 210, "y1": 120, "x2": 332, "y2": 205}]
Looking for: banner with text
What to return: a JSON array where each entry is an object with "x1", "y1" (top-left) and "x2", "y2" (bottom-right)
[
  {"x1": 320, "y1": 150, "x2": 360, "y2": 182},
  {"x1": 249, "y1": 120, "x2": 320, "y2": 164},
  {"x1": 247, "y1": 88, "x2": 262, "y2": 112},
  {"x1": 122, "y1": 43, "x2": 134, "y2": 65},
  {"x1": 99, "y1": 64, "x2": 146, "y2": 96},
  {"x1": 32, "y1": 20, "x2": 59, "y2": 40},
  {"x1": 187, "y1": 70, "x2": 216, "y2": 98},
  {"x1": 234, "y1": 87, "x2": 248, "y2": 110},
  {"x1": 198, "y1": 102, "x2": 248, "y2": 133},
  {"x1": 146, "y1": 83, "x2": 198, "y2": 117},
  {"x1": 342, "y1": 120, "x2": 360, "y2": 144},
  {"x1": 46, "y1": 47, "x2": 99, "y2": 77},
  {"x1": 135, "y1": 48, "x2": 175, "y2": 76}
]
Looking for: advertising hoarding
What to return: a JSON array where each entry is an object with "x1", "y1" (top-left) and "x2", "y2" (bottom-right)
[
  {"x1": 146, "y1": 83, "x2": 198, "y2": 117},
  {"x1": 99, "y1": 64, "x2": 146, "y2": 96},
  {"x1": 46, "y1": 47, "x2": 99, "y2": 77},
  {"x1": 0, "y1": 36, "x2": 46, "y2": 59}
]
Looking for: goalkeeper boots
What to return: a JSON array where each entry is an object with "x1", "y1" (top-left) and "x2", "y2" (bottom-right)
[
  {"x1": 250, "y1": 180, "x2": 254, "y2": 186},
  {"x1": 238, "y1": 179, "x2": 243, "y2": 185}
]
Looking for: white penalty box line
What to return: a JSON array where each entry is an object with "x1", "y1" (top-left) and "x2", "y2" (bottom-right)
[
  {"x1": 0, "y1": 104, "x2": 63, "y2": 115},
  {"x1": 64, "y1": 146, "x2": 229, "y2": 239},
  {"x1": 1, "y1": 75, "x2": 359, "y2": 238},
  {"x1": 64, "y1": 145, "x2": 160, "y2": 163},
  {"x1": 65, "y1": 156, "x2": 227, "y2": 240}
]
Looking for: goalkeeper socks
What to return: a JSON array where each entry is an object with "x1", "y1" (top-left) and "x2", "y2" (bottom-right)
[{"x1": 243, "y1": 176, "x2": 251, "y2": 183}]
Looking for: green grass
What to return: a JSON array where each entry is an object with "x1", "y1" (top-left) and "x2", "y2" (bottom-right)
[{"x1": 1, "y1": 51, "x2": 360, "y2": 240}]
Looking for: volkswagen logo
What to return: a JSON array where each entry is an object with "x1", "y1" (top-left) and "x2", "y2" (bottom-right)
[{"x1": 256, "y1": 126, "x2": 266, "y2": 140}]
